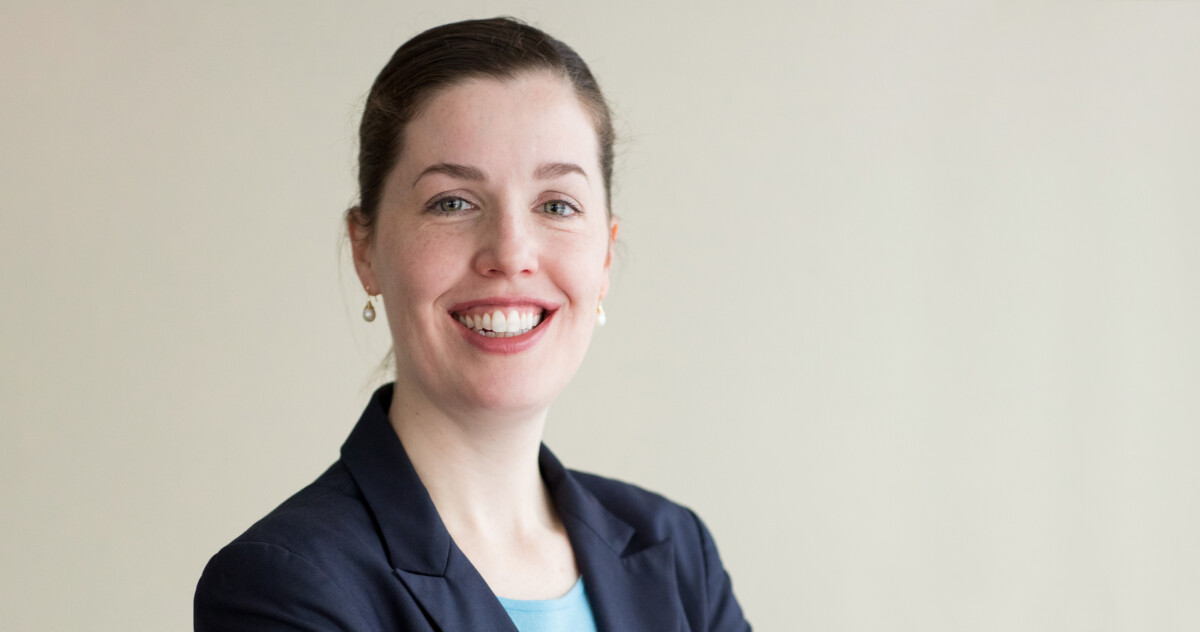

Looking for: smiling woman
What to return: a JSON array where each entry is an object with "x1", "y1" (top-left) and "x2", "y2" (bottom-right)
[
  {"x1": 355, "y1": 73, "x2": 614, "y2": 419},
  {"x1": 194, "y1": 17, "x2": 750, "y2": 632}
]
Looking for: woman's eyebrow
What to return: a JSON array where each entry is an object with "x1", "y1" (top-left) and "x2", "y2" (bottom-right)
[
  {"x1": 535, "y1": 162, "x2": 588, "y2": 182},
  {"x1": 412, "y1": 162, "x2": 485, "y2": 186}
]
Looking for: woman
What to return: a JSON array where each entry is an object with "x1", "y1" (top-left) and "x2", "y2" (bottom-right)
[{"x1": 195, "y1": 17, "x2": 750, "y2": 632}]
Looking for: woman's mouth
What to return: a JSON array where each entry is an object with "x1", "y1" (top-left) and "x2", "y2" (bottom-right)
[{"x1": 452, "y1": 307, "x2": 548, "y2": 338}]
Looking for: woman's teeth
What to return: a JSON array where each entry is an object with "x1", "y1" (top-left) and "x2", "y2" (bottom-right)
[{"x1": 456, "y1": 309, "x2": 543, "y2": 337}]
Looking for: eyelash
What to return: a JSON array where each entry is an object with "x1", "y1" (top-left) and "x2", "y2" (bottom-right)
[
  {"x1": 424, "y1": 195, "x2": 583, "y2": 218},
  {"x1": 426, "y1": 196, "x2": 476, "y2": 215},
  {"x1": 541, "y1": 199, "x2": 581, "y2": 218}
]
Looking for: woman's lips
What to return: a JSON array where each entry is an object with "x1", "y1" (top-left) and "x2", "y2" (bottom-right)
[
  {"x1": 450, "y1": 305, "x2": 555, "y2": 354},
  {"x1": 448, "y1": 298, "x2": 558, "y2": 339},
  {"x1": 454, "y1": 307, "x2": 545, "y2": 337},
  {"x1": 448, "y1": 299, "x2": 557, "y2": 355}
]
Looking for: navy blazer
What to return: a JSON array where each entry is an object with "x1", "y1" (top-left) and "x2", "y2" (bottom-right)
[{"x1": 195, "y1": 384, "x2": 750, "y2": 631}]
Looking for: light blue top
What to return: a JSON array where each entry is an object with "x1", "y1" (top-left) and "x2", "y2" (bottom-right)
[{"x1": 496, "y1": 577, "x2": 598, "y2": 632}]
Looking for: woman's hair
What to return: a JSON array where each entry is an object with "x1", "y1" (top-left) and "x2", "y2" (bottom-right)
[{"x1": 350, "y1": 17, "x2": 615, "y2": 237}]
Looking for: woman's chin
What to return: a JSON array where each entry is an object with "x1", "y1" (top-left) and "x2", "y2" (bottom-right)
[{"x1": 454, "y1": 380, "x2": 560, "y2": 420}]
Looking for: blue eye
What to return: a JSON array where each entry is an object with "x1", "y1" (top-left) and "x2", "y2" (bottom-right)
[
  {"x1": 429, "y1": 197, "x2": 474, "y2": 215},
  {"x1": 542, "y1": 200, "x2": 578, "y2": 217}
]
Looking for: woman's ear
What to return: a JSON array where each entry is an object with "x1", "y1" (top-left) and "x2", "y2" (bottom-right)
[
  {"x1": 347, "y1": 207, "x2": 378, "y2": 292},
  {"x1": 600, "y1": 218, "x2": 619, "y2": 299}
]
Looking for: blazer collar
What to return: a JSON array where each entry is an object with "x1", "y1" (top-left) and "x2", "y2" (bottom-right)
[{"x1": 340, "y1": 384, "x2": 682, "y2": 632}]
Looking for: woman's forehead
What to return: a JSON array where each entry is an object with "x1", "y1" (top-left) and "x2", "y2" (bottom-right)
[{"x1": 399, "y1": 74, "x2": 601, "y2": 180}]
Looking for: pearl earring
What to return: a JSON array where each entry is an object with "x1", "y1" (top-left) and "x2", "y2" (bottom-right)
[
  {"x1": 596, "y1": 302, "x2": 606, "y2": 327},
  {"x1": 362, "y1": 290, "x2": 377, "y2": 322}
]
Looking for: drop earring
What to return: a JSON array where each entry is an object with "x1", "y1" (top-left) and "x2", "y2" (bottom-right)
[
  {"x1": 362, "y1": 289, "x2": 377, "y2": 323},
  {"x1": 596, "y1": 302, "x2": 606, "y2": 327}
]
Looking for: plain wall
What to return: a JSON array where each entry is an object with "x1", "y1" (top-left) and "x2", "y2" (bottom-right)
[{"x1": 3, "y1": 1, "x2": 1198, "y2": 629}]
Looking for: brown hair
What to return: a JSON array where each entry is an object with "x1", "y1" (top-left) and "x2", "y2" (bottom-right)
[{"x1": 350, "y1": 17, "x2": 616, "y2": 236}]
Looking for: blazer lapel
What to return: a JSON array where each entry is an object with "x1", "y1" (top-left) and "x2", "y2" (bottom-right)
[
  {"x1": 393, "y1": 545, "x2": 517, "y2": 632},
  {"x1": 568, "y1": 516, "x2": 681, "y2": 632},
  {"x1": 541, "y1": 447, "x2": 686, "y2": 632},
  {"x1": 341, "y1": 385, "x2": 517, "y2": 632}
]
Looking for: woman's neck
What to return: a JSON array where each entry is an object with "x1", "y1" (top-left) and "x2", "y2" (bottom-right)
[
  {"x1": 385, "y1": 383, "x2": 580, "y2": 599},
  {"x1": 386, "y1": 386, "x2": 558, "y2": 541}
]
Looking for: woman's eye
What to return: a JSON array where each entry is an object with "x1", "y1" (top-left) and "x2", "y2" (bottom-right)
[
  {"x1": 542, "y1": 200, "x2": 577, "y2": 217},
  {"x1": 430, "y1": 197, "x2": 474, "y2": 214}
]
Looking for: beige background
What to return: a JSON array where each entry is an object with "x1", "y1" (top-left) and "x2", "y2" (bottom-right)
[{"x1": 3, "y1": 1, "x2": 1199, "y2": 630}]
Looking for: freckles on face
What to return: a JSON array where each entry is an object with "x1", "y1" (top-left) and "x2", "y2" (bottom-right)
[{"x1": 365, "y1": 72, "x2": 613, "y2": 416}]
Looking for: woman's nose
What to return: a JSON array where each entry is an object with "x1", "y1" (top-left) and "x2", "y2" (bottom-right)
[{"x1": 472, "y1": 205, "x2": 539, "y2": 278}]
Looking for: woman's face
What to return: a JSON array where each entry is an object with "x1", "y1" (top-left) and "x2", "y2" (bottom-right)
[{"x1": 351, "y1": 72, "x2": 617, "y2": 420}]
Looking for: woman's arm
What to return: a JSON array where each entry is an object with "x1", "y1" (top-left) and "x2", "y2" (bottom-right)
[{"x1": 690, "y1": 510, "x2": 753, "y2": 632}]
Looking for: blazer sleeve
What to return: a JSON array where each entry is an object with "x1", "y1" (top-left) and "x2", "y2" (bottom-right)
[
  {"x1": 690, "y1": 510, "x2": 752, "y2": 631},
  {"x1": 194, "y1": 541, "x2": 374, "y2": 632}
]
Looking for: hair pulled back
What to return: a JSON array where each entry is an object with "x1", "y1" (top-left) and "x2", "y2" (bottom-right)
[{"x1": 351, "y1": 17, "x2": 615, "y2": 235}]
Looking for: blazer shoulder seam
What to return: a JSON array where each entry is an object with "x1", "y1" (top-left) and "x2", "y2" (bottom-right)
[
  {"x1": 219, "y1": 540, "x2": 343, "y2": 589},
  {"x1": 203, "y1": 540, "x2": 375, "y2": 629}
]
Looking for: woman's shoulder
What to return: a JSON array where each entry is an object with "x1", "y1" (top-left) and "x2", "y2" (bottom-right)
[
  {"x1": 194, "y1": 462, "x2": 404, "y2": 630},
  {"x1": 204, "y1": 461, "x2": 385, "y2": 575}
]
